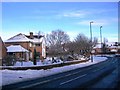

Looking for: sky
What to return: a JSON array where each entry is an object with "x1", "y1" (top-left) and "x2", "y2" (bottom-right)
[{"x1": 1, "y1": 2, "x2": 118, "y2": 42}]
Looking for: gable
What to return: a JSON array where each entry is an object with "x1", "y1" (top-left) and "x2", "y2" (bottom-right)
[{"x1": 5, "y1": 33, "x2": 31, "y2": 43}]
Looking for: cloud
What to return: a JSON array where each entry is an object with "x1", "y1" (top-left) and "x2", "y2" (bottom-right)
[
  {"x1": 59, "y1": 8, "x2": 116, "y2": 19},
  {"x1": 77, "y1": 19, "x2": 110, "y2": 26},
  {"x1": 63, "y1": 12, "x2": 86, "y2": 18},
  {"x1": 60, "y1": 10, "x2": 90, "y2": 18},
  {"x1": 78, "y1": 17, "x2": 118, "y2": 26}
]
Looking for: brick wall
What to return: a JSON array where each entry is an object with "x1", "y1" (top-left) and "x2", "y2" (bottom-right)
[
  {"x1": 5, "y1": 42, "x2": 43, "y2": 60},
  {"x1": 0, "y1": 37, "x2": 7, "y2": 65}
]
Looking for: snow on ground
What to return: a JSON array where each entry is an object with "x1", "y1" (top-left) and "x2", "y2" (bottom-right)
[
  {"x1": 14, "y1": 58, "x2": 63, "y2": 67},
  {"x1": 1, "y1": 56, "x2": 108, "y2": 86}
]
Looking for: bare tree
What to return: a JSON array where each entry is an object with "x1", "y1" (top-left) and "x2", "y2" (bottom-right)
[
  {"x1": 46, "y1": 29, "x2": 70, "y2": 57},
  {"x1": 66, "y1": 33, "x2": 98, "y2": 57},
  {"x1": 65, "y1": 34, "x2": 90, "y2": 57},
  {"x1": 74, "y1": 34, "x2": 91, "y2": 56}
]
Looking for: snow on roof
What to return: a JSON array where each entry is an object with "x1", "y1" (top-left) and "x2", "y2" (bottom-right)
[
  {"x1": 109, "y1": 45, "x2": 117, "y2": 48},
  {"x1": 30, "y1": 37, "x2": 43, "y2": 43},
  {"x1": 7, "y1": 45, "x2": 29, "y2": 52},
  {"x1": 5, "y1": 33, "x2": 44, "y2": 43},
  {"x1": 5, "y1": 33, "x2": 31, "y2": 43},
  {"x1": 93, "y1": 43, "x2": 102, "y2": 49},
  {"x1": 106, "y1": 42, "x2": 115, "y2": 46}
]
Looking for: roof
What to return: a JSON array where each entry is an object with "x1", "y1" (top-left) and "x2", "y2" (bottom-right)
[
  {"x1": 5, "y1": 33, "x2": 30, "y2": 43},
  {"x1": 26, "y1": 34, "x2": 44, "y2": 43},
  {"x1": 5, "y1": 33, "x2": 44, "y2": 43},
  {"x1": 7, "y1": 45, "x2": 29, "y2": 53},
  {"x1": 26, "y1": 35, "x2": 43, "y2": 39},
  {"x1": 30, "y1": 37, "x2": 44, "y2": 43},
  {"x1": 93, "y1": 43, "x2": 102, "y2": 49},
  {"x1": 109, "y1": 45, "x2": 117, "y2": 49}
]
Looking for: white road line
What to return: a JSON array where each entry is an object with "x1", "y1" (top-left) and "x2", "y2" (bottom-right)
[
  {"x1": 17, "y1": 71, "x2": 84, "y2": 89},
  {"x1": 17, "y1": 79, "x2": 51, "y2": 89},
  {"x1": 92, "y1": 68, "x2": 102, "y2": 72},
  {"x1": 93, "y1": 69, "x2": 99, "y2": 72},
  {"x1": 16, "y1": 67, "x2": 93, "y2": 89},
  {"x1": 60, "y1": 74, "x2": 87, "y2": 85}
]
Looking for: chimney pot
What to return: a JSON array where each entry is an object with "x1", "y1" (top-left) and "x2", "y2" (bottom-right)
[{"x1": 30, "y1": 32, "x2": 33, "y2": 39}]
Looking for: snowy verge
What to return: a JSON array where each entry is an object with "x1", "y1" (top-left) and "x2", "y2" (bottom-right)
[
  {"x1": 1, "y1": 60, "x2": 88, "y2": 70},
  {"x1": 1, "y1": 56, "x2": 108, "y2": 86}
]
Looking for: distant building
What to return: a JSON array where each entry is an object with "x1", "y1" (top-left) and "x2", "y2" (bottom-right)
[
  {"x1": 4, "y1": 32, "x2": 46, "y2": 61},
  {"x1": 93, "y1": 42, "x2": 120, "y2": 54},
  {"x1": 0, "y1": 37, "x2": 7, "y2": 65},
  {"x1": 93, "y1": 43, "x2": 103, "y2": 54}
]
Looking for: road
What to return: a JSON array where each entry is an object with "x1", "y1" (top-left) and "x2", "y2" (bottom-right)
[{"x1": 2, "y1": 56, "x2": 119, "y2": 90}]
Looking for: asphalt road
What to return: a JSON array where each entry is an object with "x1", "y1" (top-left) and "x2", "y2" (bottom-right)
[{"x1": 2, "y1": 56, "x2": 119, "y2": 90}]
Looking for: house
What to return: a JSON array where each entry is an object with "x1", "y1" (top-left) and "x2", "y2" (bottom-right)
[
  {"x1": 93, "y1": 43, "x2": 103, "y2": 54},
  {"x1": 6, "y1": 45, "x2": 29, "y2": 61},
  {"x1": 0, "y1": 37, "x2": 7, "y2": 65},
  {"x1": 4, "y1": 32, "x2": 46, "y2": 61},
  {"x1": 106, "y1": 42, "x2": 119, "y2": 53},
  {"x1": 93, "y1": 42, "x2": 120, "y2": 54}
]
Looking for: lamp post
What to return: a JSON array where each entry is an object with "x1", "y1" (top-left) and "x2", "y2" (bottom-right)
[
  {"x1": 90, "y1": 21, "x2": 93, "y2": 62},
  {"x1": 100, "y1": 26, "x2": 102, "y2": 54}
]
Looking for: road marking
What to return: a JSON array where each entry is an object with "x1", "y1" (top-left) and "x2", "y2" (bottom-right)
[
  {"x1": 60, "y1": 74, "x2": 87, "y2": 85},
  {"x1": 17, "y1": 79, "x2": 51, "y2": 89},
  {"x1": 17, "y1": 71, "x2": 84, "y2": 89},
  {"x1": 16, "y1": 64, "x2": 104, "y2": 89},
  {"x1": 93, "y1": 69, "x2": 101, "y2": 72}
]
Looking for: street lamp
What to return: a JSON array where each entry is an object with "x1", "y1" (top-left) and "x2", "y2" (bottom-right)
[
  {"x1": 100, "y1": 26, "x2": 102, "y2": 53},
  {"x1": 90, "y1": 21, "x2": 93, "y2": 42},
  {"x1": 90, "y1": 21, "x2": 93, "y2": 62}
]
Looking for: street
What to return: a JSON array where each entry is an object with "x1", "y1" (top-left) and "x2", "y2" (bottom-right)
[{"x1": 2, "y1": 56, "x2": 119, "y2": 90}]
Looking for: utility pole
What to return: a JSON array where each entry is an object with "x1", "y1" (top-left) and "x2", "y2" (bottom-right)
[
  {"x1": 100, "y1": 26, "x2": 102, "y2": 54},
  {"x1": 90, "y1": 21, "x2": 93, "y2": 62}
]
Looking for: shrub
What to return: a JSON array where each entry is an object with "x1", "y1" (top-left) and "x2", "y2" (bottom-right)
[{"x1": 2, "y1": 55, "x2": 16, "y2": 66}]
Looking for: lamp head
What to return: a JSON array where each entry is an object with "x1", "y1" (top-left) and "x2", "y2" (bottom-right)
[{"x1": 90, "y1": 21, "x2": 94, "y2": 23}]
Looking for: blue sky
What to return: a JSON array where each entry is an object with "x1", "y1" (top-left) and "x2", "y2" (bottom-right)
[{"x1": 2, "y1": 2, "x2": 118, "y2": 42}]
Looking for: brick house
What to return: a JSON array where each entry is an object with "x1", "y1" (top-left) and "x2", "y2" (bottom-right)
[
  {"x1": 0, "y1": 37, "x2": 7, "y2": 65},
  {"x1": 4, "y1": 32, "x2": 46, "y2": 61}
]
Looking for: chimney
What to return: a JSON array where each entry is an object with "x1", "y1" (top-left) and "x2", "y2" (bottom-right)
[{"x1": 30, "y1": 32, "x2": 34, "y2": 39}]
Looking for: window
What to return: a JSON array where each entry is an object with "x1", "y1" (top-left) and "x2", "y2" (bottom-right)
[
  {"x1": 29, "y1": 43, "x2": 32, "y2": 47},
  {"x1": 35, "y1": 44, "x2": 41, "y2": 46}
]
